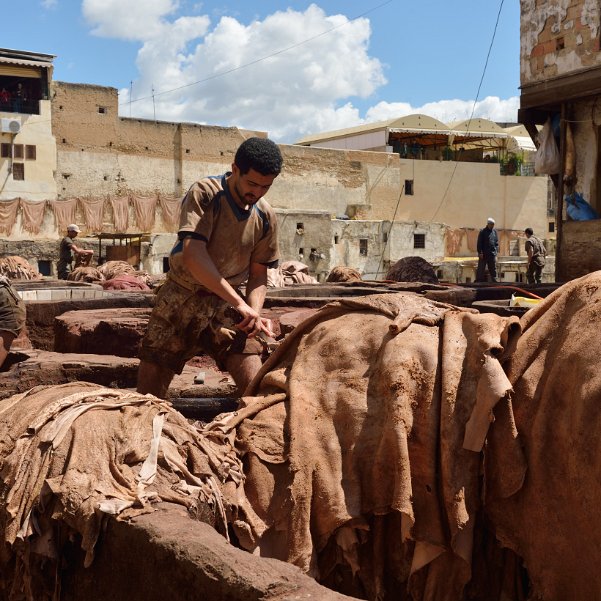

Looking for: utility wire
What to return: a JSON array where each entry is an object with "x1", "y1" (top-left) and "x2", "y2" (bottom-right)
[
  {"x1": 429, "y1": 0, "x2": 505, "y2": 223},
  {"x1": 375, "y1": 184, "x2": 405, "y2": 279},
  {"x1": 120, "y1": 0, "x2": 393, "y2": 107}
]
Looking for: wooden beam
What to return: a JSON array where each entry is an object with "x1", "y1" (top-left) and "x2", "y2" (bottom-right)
[{"x1": 520, "y1": 65, "x2": 601, "y2": 110}]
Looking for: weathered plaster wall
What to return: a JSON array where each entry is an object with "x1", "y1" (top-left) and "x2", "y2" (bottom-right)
[
  {"x1": 138, "y1": 216, "x2": 447, "y2": 281},
  {"x1": 556, "y1": 98, "x2": 601, "y2": 280},
  {"x1": 0, "y1": 100, "x2": 57, "y2": 201},
  {"x1": 368, "y1": 159, "x2": 549, "y2": 236},
  {"x1": 329, "y1": 220, "x2": 446, "y2": 280},
  {"x1": 250, "y1": 145, "x2": 400, "y2": 221},
  {"x1": 558, "y1": 219, "x2": 601, "y2": 279},
  {"x1": 521, "y1": 0, "x2": 601, "y2": 85},
  {"x1": 568, "y1": 98, "x2": 601, "y2": 210},
  {"x1": 52, "y1": 81, "x2": 260, "y2": 199}
]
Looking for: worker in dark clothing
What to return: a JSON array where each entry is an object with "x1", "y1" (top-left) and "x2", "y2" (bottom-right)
[
  {"x1": 476, "y1": 217, "x2": 499, "y2": 282},
  {"x1": 524, "y1": 227, "x2": 546, "y2": 284}
]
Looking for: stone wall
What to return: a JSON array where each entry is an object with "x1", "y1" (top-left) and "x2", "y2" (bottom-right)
[
  {"x1": 521, "y1": 0, "x2": 601, "y2": 85},
  {"x1": 51, "y1": 81, "x2": 257, "y2": 199},
  {"x1": 558, "y1": 218, "x2": 601, "y2": 280}
]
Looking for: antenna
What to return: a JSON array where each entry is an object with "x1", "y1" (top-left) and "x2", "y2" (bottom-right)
[{"x1": 151, "y1": 84, "x2": 156, "y2": 122}]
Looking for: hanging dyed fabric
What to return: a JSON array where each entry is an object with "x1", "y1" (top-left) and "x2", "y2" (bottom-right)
[
  {"x1": 50, "y1": 199, "x2": 78, "y2": 233},
  {"x1": 78, "y1": 197, "x2": 105, "y2": 233},
  {"x1": 20, "y1": 199, "x2": 47, "y2": 235},
  {"x1": 0, "y1": 199, "x2": 20, "y2": 235},
  {"x1": 466, "y1": 228, "x2": 479, "y2": 253},
  {"x1": 131, "y1": 194, "x2": 157, "y2": 232},
  {"x1": 158, "y1": 194, "x2": 181, "y2": 232},
  {"x1": 109, "y1": 196, "x2": 130, "y2": 233}
]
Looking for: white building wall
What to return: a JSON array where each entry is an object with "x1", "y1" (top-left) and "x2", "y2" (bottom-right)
[{"x1": 0, "y1": 100, "x2": 57, "y2": 201}]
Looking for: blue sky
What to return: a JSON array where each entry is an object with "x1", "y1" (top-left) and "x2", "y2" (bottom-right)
[{"x1": 3, "y1": 1, "x2": 519, "y2": 142}]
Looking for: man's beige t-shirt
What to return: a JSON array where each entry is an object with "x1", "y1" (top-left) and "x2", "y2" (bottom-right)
[{"x1": 168, "y1": 173, "x2": 279, "y2": 291}]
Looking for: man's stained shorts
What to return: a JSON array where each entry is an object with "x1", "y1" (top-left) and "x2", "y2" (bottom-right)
[
  {"x1": 0, "y1": 282, "x2": 26, "y2": 337},
  {"x1": 139, "y1": 278, "x2": 263, "y2": 374}
]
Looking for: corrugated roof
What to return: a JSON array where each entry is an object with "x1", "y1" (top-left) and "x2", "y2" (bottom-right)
[
  {"x1": 448, "y1": 118, "x2": 507, "y2": 138},
  {"x1": 0, "y1": 56, "x2": 53, "y2": 69},
  {"x1": 296, "y1": 114, "x2": 539, "y2": 150},
  {"x1": 387, "y1": 113, "x2": 449, "y2": 132},
  {"x1": 0, "y1": 47, "x2": 55, "y2": 62},
  {"x1": 295, "y1": 117, "x2": 397, "y2": 145}
]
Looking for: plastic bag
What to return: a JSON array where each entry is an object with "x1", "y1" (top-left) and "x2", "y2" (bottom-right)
[
  {"x1": 534, "y1": 118, "x2": 561, "y2": 175},
  {"x1": 565, "y1": 192, "x2": 599, "y2": 221}
]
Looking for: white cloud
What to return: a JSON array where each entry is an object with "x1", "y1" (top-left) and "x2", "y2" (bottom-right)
[
  {"x1": 82, "y1": 0, "x2": 185, "y2": 42},
  {"x1": 366, "y1": 96, "x2": 520, "y2": 125},
  {"x1": 86, "y1": 3, "x2": 517, "y2": 142},
  {"x1": 41, "y1": 0, "x2": 58, "y2": 8},
  {"x1": 103, "y1": 4, "x2": 385, "y2": 141}
]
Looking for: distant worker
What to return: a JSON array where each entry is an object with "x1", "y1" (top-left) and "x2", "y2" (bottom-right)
[
  {"x1": 0, "y1": 276, "x2": 26, "y2": 369},
  {"x1": 524, "y1": 227, "x2": 546, "y2": 284},
  {"x1": 476, "y1": 217, "x2": 499, "y2": 282},
  {"x1": 57, "y1": 224, "x2": 93, "y2": 279},
  {"x1": 137, "y1": 137, "x2": 283, "y2": 399}
]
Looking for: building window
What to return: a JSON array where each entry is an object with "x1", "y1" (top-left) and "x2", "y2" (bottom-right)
[
  {"x1": 12, "y1": 163, "x2": 24, "y2": 180},
  {"x1": 334, "y1": 235, "x2": 339, "y2": 244},
  {"x1": 98, "y1": 106, "x2": 107, "y2": 114},
  {"x1": 25, "y1": 145, "x2": 36, "y2": 160},
  {"x1": 413, "y1": 233, "x2": 426, "y2": 249},
  {"x1": 549, "y1": 221, "x2": 555, "y2": 233},
  {"x1": 38, "y1": 260, "x2": 51, "y2": 276},
  {"x1": 405, "y1": 179, "x2": 414, "y2": 195},
  {"x1": 1, "y1": 143, "x2": 10, "y2": 158},
  {"x1": 13, "y1": 144, "x2": 23, "y2": 159},
  {"x1": 359, "y1": 239, "x2": 368, "y2": 256}
]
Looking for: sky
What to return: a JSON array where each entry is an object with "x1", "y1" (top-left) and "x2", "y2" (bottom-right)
[{"x1": 3, "y1": 0, "x2": 520, "y2": 143}]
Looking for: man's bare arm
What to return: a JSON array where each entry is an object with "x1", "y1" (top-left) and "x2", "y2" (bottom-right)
[
  {"x1": 70, "y1": 243, "x2": 93, "y2": 256},
  {"x1": 182, "y1": 238, "x2": 271, "y2": 336},
  {"x1": 245, "y1": 262, "x2": 274, "y2": 337}
]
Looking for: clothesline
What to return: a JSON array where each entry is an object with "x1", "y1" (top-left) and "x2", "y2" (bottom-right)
[{"x1": 0, "y1": 194, "x2": 182, "y2": 237}]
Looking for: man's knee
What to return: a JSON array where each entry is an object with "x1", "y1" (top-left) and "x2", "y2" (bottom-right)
[{"x1": 137, "y1": 359, "x2": 175, "y2": 399}]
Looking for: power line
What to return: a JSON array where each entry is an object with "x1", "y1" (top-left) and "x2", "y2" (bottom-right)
[
  {"x1": 375, "y1": 183, "x2": 405, "y2": 279},
  {"x1": 119, "y1": 0, "x2": 393, "y2": 108},
  {"x1": 429, "y1": 0, "x2": 505, "y2": 223}
]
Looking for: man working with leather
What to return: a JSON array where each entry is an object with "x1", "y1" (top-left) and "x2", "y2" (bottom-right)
[{"x1": 137, "y1": 137, "x2": 282, "y2": 399}]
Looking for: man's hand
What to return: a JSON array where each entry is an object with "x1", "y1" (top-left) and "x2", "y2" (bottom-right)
[{"x1": 234, "y1": 303, "x2": 275, "y2": 338}]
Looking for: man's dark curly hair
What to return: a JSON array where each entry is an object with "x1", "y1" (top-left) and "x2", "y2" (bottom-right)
[{"x1": 234, "y1": 137, "x2": 283, "y2": 176}]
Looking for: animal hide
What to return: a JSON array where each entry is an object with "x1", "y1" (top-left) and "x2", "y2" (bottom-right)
[
  {"x1": 486, "y1": 271, "x2": 601, "y2": 601},
  {"x1": 109, "y1": 196, "x2": 130, "y2": 233},
  {"x1": 50, "y1": 199, "x2": 77, "y2": 233},
  {"x1": 19, "y1": 200, "x2": 47, "y2": 235},
  {"x1": 0, "y1": 199, "x2": 19, "y2": 236},
  {"x1": 207, "y1": 293, "x2": 520, "y2": 600},
  {"x1": 0, "y1": 382, "x2": 241, "y2": 601},
  {"x1": 78, "y1": 197, "x2": 105, "y2": 233},
  {"x1": 131, "y1": 195, "x2": 157, "y2": 232},
  {"x1": 158, "y1": 195, "x2": 181, "y2": 232}
]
